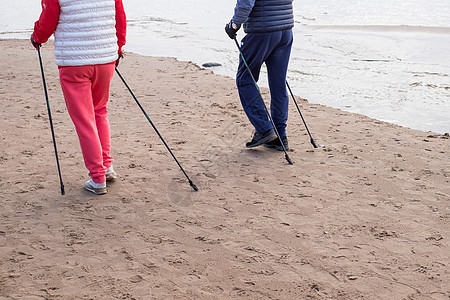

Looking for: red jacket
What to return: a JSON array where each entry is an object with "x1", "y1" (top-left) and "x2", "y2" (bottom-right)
[{"x1": 33, "y1": 0, "x2": 127, "y2": 53}]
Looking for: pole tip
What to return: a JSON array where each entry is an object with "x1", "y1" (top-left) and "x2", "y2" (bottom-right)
[
  {"x1": 311, "y1": 138, "x2": 318, "y2": 148},
  {"x1": 286, "y1": 155, "x2": 294, "y2": 165},
  {"x1": 190, "y1": 181, "x2": 199, "y2": 191},
  {"x1": 61, "y1": 185, "x2": 65, "y2": 195}
]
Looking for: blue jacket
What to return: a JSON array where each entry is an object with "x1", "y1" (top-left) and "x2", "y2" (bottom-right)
[{"x1": 232, "y1": 0, "x2": 294, "y2": 33}]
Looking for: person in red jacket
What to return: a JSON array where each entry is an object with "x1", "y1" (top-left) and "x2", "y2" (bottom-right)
[{"x1": 31, "y1": 0, "x2": 127, "y2": 195}]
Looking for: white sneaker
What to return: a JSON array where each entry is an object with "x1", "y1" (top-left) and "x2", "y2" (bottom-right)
[
  {"x1": 84, "y1": 179, "x2": 107, "y2": 195},
  {"x1": 106, "y1": 166, "x2": 118, "y2": 181}
]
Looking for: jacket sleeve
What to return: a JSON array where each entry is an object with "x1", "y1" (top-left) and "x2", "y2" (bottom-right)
[
  {"x1": 232, "y1": 0, "x2": 256, "y2": 26},
  {"x1": 32, "y1": 0, "x2": 60, "y2": 44},
  {"x1": 115, "y1": 0, "x2": 127, "y2": 53}
]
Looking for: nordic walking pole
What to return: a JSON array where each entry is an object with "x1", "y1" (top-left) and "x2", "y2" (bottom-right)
[
  {"x1": 37, "y1": 46, "x2": 65, "y2": 195},
  {"x1": 114, "y1": 67, "x2": 198, "y2": 191},
  {"x1": 233, "y1": 38, "x2": 293, "y2": 165},
  {"x1": 286, "y1": 81, "x2": 318, "y2": 148}
]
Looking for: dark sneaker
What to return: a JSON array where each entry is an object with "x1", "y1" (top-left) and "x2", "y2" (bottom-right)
[
  {"x1": 264, "y1": 136, "x2": 289, "y2": 151},
  {"x1": 246, "y1": 129, "x2": 277, "y2": 148},
  {"x1": 84, "y1": 179, "x2": 107, "y2": 195}
]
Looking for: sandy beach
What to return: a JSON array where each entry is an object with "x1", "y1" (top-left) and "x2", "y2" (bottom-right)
[{"x1": 0, "y1": 39, "x2": 449, "y2": 299}]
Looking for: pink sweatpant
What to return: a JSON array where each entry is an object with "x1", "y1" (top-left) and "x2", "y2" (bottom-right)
[{"x1": 59, "y1": 63, "x2": 115, "y2": 183}]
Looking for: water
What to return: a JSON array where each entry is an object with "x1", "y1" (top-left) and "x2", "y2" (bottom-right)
[{"x1": 1, "y1": 0, "x2": 449, "y2": 133}]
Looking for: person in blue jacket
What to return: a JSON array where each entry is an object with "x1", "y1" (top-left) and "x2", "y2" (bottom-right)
[{"x1": 226, "y1": 0, "x2": 294, "y2": 150}]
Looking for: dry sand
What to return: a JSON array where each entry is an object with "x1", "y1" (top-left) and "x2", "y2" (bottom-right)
[{"x1": 0, "y1": 39, "x2": 449, "y2": 299}]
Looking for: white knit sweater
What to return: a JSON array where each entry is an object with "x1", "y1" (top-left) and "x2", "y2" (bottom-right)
[{"x1": 54, "y1": 0, "x2": 118, "y2": 66}]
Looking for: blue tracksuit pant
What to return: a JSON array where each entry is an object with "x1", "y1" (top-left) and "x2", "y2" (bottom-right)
[{"x1": 236, "y1": 29, "x2": 293, "y2": 138}]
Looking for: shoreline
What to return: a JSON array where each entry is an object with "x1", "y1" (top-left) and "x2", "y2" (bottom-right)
[
  {"x1": 0, "y1": 39, "x2": 448, "y2": 299},
  {"x1": 1, "y1": 35, "x2": 449, "y2": 134}
]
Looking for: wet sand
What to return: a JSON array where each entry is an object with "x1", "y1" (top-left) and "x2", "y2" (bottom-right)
[{"x1": 0, "y1": 39, "x2": 449, "y2": 299}]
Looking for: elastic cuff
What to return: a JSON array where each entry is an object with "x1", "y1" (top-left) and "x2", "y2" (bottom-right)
[{"x1": 91, "y1": 175, "x2": 106, "y2": 184}]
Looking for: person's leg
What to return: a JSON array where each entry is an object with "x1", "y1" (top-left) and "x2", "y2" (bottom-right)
[
  {"x1": 59, "y1": 65, "x2": 106, "y2": 184},
  {"x1": 265, "y1": 29, "x2": 293, "y2": 138},
  {"x1": 236, "y1": 33, "x2": 276, "y2": 134},
  {"x1": 91, "y1": 63, "x2": 115, "y2": 169}
]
